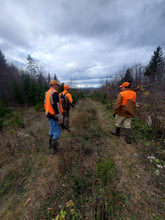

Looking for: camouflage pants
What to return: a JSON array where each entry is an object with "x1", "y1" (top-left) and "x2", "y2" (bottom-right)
[{"x1": 115, "y1": 114, "x2": 132, "y2": 129}]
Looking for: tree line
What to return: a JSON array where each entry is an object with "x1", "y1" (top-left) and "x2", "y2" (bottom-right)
[
  {"x1": 93, "y1": 46, "x2": 165, "y2": 137},
  {"x1": 0, "y1": 50, "x2": 86, "y2": 118},
  {"x1": 1, "y1": 46, "x2": 164, "y2": 112},
  {"x1": 0, "y1": 51, "x2": 49, "y2": 112},
  {"x1": 99, "y1": 46, "x2": 165, "y2": 99}
]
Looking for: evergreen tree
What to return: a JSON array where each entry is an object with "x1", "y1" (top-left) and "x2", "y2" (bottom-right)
[
  {"x1": 0, "y1": 49, "x2": 7, "y2": 71},
  {"x1": 54, "y1": 74, "x2": 58, "y2": 81},
  {"x1": 12, "y1": 80, "x2": 24, "y2": 104},
  {"x1": 26, "y1": 54, "x2": 37, "y2": 79},
  {"x1": 122, "y1": 68, "x2": 133, "y2": 84},
  {"x1": 144, "y1": 46, "x2": 164, "y2": 81},
  {"x1": 48, "y1": 72, "x2": 51, "y2": 83}
]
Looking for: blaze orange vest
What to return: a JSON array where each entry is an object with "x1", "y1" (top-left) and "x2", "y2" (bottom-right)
[
  {"x1": 120, "y1": 90, "x2": 136, "y2": 106},
  {"x1": 44, "y1": 87, "x2": 63, "y2": 115},
  {"x1": 61, "y1": 90, "x2": 73, "y2": 103}
]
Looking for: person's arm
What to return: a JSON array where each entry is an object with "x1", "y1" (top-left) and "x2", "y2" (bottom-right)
[
  {"x1": 67, "y1": 93, "x2": 73, "y2": 104},
  {"x1": 113, "y1": 93, "x2": 122, "y2": 114},
  {"x1": 52, "y1": 92, "x2": 60, "y2": 114},
  {"x1": 52, "y1": 92, "x2": 63, "y2": 123},
  {"x1": 64, "y1": 92, "x2": 73, "y2": 104}
]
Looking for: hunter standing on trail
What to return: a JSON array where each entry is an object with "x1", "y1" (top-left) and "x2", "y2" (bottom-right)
[
  {"x1": 44, "y1": 80, "x2": 63, "y2": 154},
  {"x1": 111, "y1": 82, "x2": 136, "y2": 144},
  {"x1": 60, "y1": 84, "x2": 74, "y2": 130}
]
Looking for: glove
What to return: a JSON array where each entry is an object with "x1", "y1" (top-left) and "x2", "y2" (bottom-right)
[
  {"x1": 56, "y1": 114, "x2": 63, "y2": 122},
  {"x1": 113, "y1": 114, "x2": 116, "y2": 117}
]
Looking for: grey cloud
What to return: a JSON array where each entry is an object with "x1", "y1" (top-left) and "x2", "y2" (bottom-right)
[{"x1": 0, "y1": 0, "x2": 165, "y2": 87}]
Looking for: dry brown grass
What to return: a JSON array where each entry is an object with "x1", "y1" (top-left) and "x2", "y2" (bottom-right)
[{"x1": 0, "y1": 98, "x2": 165, "y2": 219}]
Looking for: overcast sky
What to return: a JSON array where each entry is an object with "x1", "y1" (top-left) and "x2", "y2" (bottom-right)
[{"x1": 0, "y1": 0, "x2": 165, "y2": 88}]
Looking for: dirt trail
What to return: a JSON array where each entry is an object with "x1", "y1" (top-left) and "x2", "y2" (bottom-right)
[{"x1": 90, "y1": 99, "x2": 164, "y2": 218}]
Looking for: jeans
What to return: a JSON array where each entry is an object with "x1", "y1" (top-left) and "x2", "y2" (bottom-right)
[{"x1": 48, "y1": 118, "x2": 61, "y2": 140}]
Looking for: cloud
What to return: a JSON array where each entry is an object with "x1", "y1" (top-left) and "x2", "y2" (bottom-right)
[{"x1": 0, "y1": 0, "x2": 165, "y2": 87}]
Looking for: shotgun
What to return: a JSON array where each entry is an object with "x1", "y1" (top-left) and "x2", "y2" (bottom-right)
[
  {"x1": 53, "y1": 116, "x2": 71, "y2": 132},
  {"x1": 133, "y1": 82, "x2": 160, "y2": 91},
  {"x1": 46, "y1": 113, "x2": 71, "y2": 132}
]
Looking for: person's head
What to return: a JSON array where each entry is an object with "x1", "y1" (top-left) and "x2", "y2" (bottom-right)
[
  {"x1": 49, "y1": 80, "x2": 60, "y2": 90},
  {"x1": 64, "y1": 84, "x2": 69, "y2": 90},
  {"x1": 119, "y1": 82, "x2": 130, "y2": 91}
]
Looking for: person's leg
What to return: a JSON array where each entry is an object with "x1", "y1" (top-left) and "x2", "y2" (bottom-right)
[
  {"x1": 123, "y1": 118, "x2": 132, "y2": 144},
  {"x1": 52, "y1": 120, "x2": 61, "y2": 154},
  {"x1": 48, "y1": 118, "x2": 54, "y2": 136},
  {"x1": 62, "y1": 111, "x2": 66, "y2": 128},
  {"x1": 64, "y1": 111, "x2": 70, "y2": 128},
  {"x1": 111, "y1": 115, "x2": 124, "y2": 136},
  {"x1": 111, "y1": 127, "x2": 121, "y2": 136},
  {"x1": 48, "y1": 118, "x2": 54, "y2": 149}
]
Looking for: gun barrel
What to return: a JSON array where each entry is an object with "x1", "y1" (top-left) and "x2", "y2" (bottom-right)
[{"x1": 133, "y1": 82, "x2": 160, "y2": 91}]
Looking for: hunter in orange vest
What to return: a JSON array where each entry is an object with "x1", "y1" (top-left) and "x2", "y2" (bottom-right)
[
  {"x1": 111, "y1": 82, "x2": 136, "y2": 144},
  {"x1": 59, "y1": 84, "x2": 74, "y2": 129},
  {"x1": 44, "y1": 80, "x2": 63, "y2": 154}
]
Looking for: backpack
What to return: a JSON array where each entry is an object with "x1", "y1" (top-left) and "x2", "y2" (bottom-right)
[{"x1": 60, "y1": 92, "x2": 69, "y2": 110}]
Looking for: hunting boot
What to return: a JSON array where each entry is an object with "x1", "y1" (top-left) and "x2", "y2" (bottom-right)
[
  {"x1": 49, "y1": 135, "x2": 53, "y2": 149},
  {"x1": 125, "y1": 129, "x2": 131, "y2": 144},
  {"x1": 52, "y1": 139, "x2": 58, "y2": 155},
  {"x1": 111, "y1": 127, "x2": 121, "y2": 136}
]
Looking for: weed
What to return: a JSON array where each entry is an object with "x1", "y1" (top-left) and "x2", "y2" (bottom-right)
[
  {"x1": 132, "y1": 117, "x2": 152, "y2": 139},
  {"x1": 8, "y1": 129, "x2": 15, "y2": 134},
  {"x1": 12, "y1": 113, "x2": 24, "y2": 127},
  {"x1": 96, "y1": 158, "x2": 115, "y2": 185},
  {"x1": 34, "y1": 103, "x2": 44, "y2": 111},
  {"x1": 2, "y1": 112, "x2": 24, "y2": 129}
]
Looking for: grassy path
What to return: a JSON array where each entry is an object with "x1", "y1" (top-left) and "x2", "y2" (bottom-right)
[
  {"x1": 0, "y1": 98, "x2": 164, "y2": 219},
  {"x1": 84, "y1": 98, "x2": 164, "y2": 219}
]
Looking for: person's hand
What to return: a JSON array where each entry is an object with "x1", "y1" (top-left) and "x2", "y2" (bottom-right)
[
  {"x1": 58, "y1": 120, "x2": 63, "y2": 125},
  {"x1": 56, "y1": 114, "x2": 63, "y2": 122},
  {"x1": 70, "y1": 103, "x2": 75, "y2": 108}
]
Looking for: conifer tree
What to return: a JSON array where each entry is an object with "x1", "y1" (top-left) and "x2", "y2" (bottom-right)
[
  {"x1": 48, "y1": 72, "x2": 51, "y2": 83},
  {"x1": 0, "y1": 50, "x2": 7, "y2": 71},
  {"x1": 54, "y1": 74, "x2": 58, "y2": 81},
  {"x1": 122, "y1": 68, "x2": 133, "y2": 84},
  {"x1": 144, "y1": 46, "x2": 164, "y2": 82},
  {"x1": 26, "y1": 54, "x2": 38, "y2": 79}
]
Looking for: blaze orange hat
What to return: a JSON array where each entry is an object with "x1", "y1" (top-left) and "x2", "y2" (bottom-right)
[
  {"x1": 64, "y1": 85, "x2": 69, "y2": 89},
  {"x1": 119, "y1": 82, "x2": 130, "y2": 88},
  {"x1": 49, "y1": 80, "x2": 60, "y2": 85}
]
